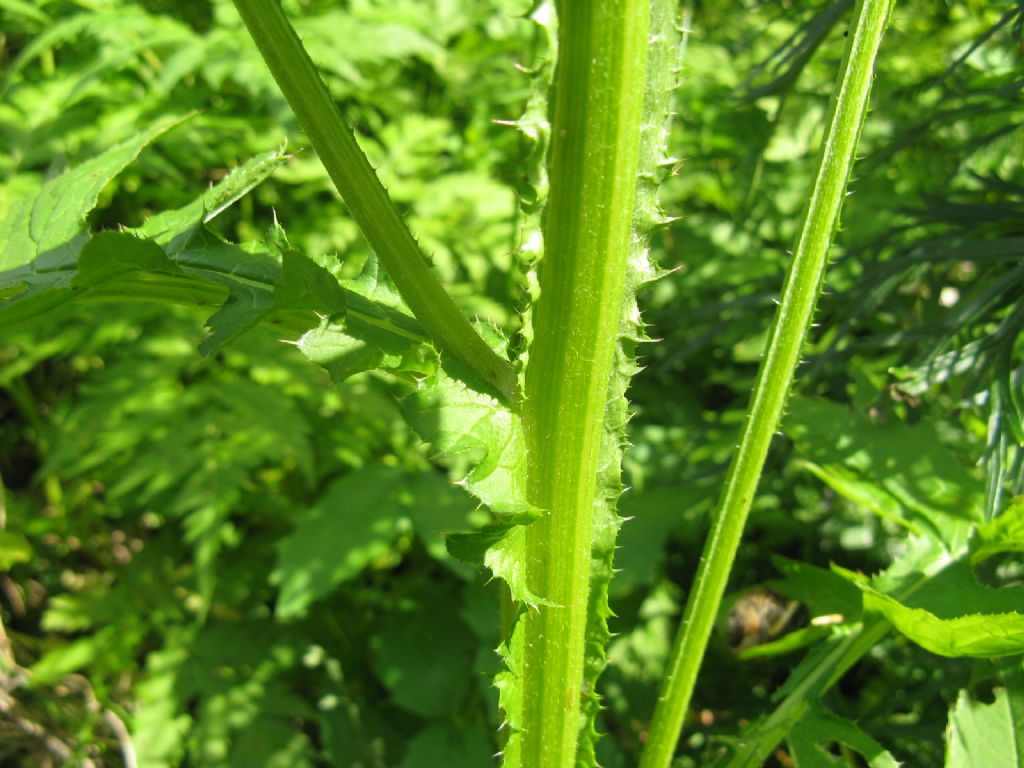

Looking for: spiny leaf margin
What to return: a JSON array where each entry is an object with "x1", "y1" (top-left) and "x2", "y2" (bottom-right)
[{"x1": 576, "y1": 1, "x2": 681, "y2": 764}]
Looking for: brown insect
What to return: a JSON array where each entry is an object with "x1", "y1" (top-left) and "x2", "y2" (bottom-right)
[{"x1": 725, "y1": 588, "x2": 799, "y2": 651}]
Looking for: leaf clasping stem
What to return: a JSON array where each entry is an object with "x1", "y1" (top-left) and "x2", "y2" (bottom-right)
[{"x1": 231, "y1": 0, "x2": 519, "y2": 404}]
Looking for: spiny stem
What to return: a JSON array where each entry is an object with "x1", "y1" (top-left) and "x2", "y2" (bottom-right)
[
  {"x1": 230, "y1": 0, "x2": 518, "y2": 403},
  {"x1": 516, "y1": 2, "x2": 651, "y2": 765},
  {"x1": 638, "y1": 1, "x2": 896, "y2": 765}
]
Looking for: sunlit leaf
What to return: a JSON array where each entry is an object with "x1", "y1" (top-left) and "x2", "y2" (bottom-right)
[
  {"x1": 971, "y1": 496, "x2": 1024, "y2": 566},
  {"x1": 786, "y1": 397, "x2": 983, "y2": 549},
  {"x1": 0, "y1": 530, "x2": 32, "y2": 569},
  {"x1": 0, "y1": 116, "x2": 184, "y2": 273},
  {"x1": 946, "y1": 684, "x2": 1023, "y2": 768},
  {"x1": 863, "y1": 588, "x2": 1024, "y2": 658}
]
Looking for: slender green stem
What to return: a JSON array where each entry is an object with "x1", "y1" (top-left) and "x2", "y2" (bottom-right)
[
  {"x1": 230, "y1": 0, "x2": 517, "y2": 402},
  {"x1": 516, "y1": 2, "x2": 650, "y2": 766},
  {"x1": 639, "y1": 1, "x2": 895, "y2": 765}
]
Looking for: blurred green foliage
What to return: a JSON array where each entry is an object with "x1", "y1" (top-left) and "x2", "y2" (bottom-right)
[{"x1": 0, "y1": 0, "x2": 1021, "y2": 766}]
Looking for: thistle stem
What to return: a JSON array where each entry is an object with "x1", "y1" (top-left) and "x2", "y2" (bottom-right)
[{"x1": 516, "y1": 2, "x2": 651, "y2": 765}]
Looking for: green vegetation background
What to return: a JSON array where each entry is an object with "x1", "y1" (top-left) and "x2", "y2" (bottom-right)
[{"x1": 0, "y1": 0, "x2": 1021, "y2": 765}]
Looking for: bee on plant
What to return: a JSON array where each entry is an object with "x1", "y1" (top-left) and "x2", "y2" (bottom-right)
[{"x1": 724, "y1": 588, "x2": 800, "y2": 651}]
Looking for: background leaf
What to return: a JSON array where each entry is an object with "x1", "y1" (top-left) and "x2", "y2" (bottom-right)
[
  {"x1": 945, "y1": 682, "x2": 1023, "y2": 768},
  {"x1": 787, "y1": 709, "x2": 900, "y2": 768}
]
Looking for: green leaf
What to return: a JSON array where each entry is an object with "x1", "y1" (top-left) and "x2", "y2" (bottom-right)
[
  {"x1": 227, "y1": 717, "x2": 315, "y2": 768},
  {"x1": 167, "y1": 622, "x2": 315, "y2": 768},
  {"x1": 134, "y1": 640, "x2": 194, "y2": 768},
  {"x1": 30, "y1": 624, "x2": 132, "y2": 686},
  {"x1": 787, "y1": 709, "x2": 900, "y2": 768},
  {"x1": 718, "y1": 535, "x2": 965, "y2": 768},
  {"x1": 273, "y1": 238, "x2": 346, "y2": 315},
  {"x1": 403, "y1": 329, "x2": 533, "y2": 523},
  {"x1": 856, "y1": 552, "x2": 1024, "y2": 658},
  {"x1": 271, "y1": 465, "x2": 476, "y2": 618},
  {"x1": 76, "y1": 230, "x2": 184, "y2": 286},
  {"x1": 373, "y1": 585, "x2": 475, "y2": 718},
  {"x1": 397, "y1": 723, "x2": 492, "y2": 768},
  {"x1": 41, "y1": 584, "x2": 121, "y2": 633},
  {"x1": 794, "y1": 459, "x2": 921, "y2": 535},
  {"x1": 293, "y1": 11, "x2": 444, "y2": 73},
  {"x1": 297, "y1": 303, "x2": 429, "y2": 385},
  {"x1": 786, "y1": 397, "x2": 983, "y2": 549},
  {"x1": 404, "y1": 471, "x2": 480, "y2": 575},
  {"x1": 0, "y1": 117, "x2": 186, "y2": 327},
  {"x1": 863, "y1": 589, "x2": 1024, "y2": 658},
  {"x1": 447, "y1": 524, "x2": 540, "y2": 608},
  {"x1": 0, "y1": 115, "x2": 184, "y2": 273},
  {"x1": 293, "y1": 253, "x2": 438, "y2": 384},
  {"x1": 946, "y1": 685, "x2": 1023, "y2": 768},
  {"x1": 186, "y1": 235, "x2": 288, "y2": 354},
  {"x1": 135, "y1": 149, "x2": 289, "y2": 249},
  {"x1": 971, "y1": 496, "x2": 1024, "y2": 566},
  {"x1": 136, "y1": 623, "x2": 315, "y2": 768},
  {"x1": 400, "y1": 329, "x2": 542, "y2": 608},
  {"x1": 0, "y1": 529, "x2": 32, "y2": 569},
  {"x1": 766, "y1": 556, "x2": 863, "y2": 624},
  {"x1": 297, "y1": 317, "x2": 410, "y2": 383},
  {"x1": 397, "y1": 324, "x2": 542, "y2": 603},
  {"x1": 271, "y1": 465, "x2": 407, "y2": 619},
  {"x1": 0, "y1": 146, "x2": 297, "y2": 339}
]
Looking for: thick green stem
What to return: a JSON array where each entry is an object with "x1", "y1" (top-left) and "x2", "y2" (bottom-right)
[
  {"x1": 230, "y1": 0, "x2": 517, "y2": 402},
  {"x1": 517, "y1": 2, "x2": 650, "y2": 766},
  {"x1": 639, "y1": 1, "x2": 895, "y2": 765}
]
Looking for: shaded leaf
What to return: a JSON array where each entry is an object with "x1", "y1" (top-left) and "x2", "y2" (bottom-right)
[
  {"x1": 271, "y1": 465, "x2": 476, "y2": 618},
  {"x1": 767, "y1": 556, "x2": 863, "y2": 624},
  {"x1": 271, "y1": 465, "x2": 408, "y2": 619},
  {"x1": 787, "y1": 709, "x2": 900, "y2": 767},
  {"x1": 613, "y1": 484, "x2": 712, "y2": 596},
  {"x1": 396, "y1": 723, "x2": 492, "y2": 768},
  {"x1": 373, "y1": 585, "x2": 475, "y2": 718}
]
